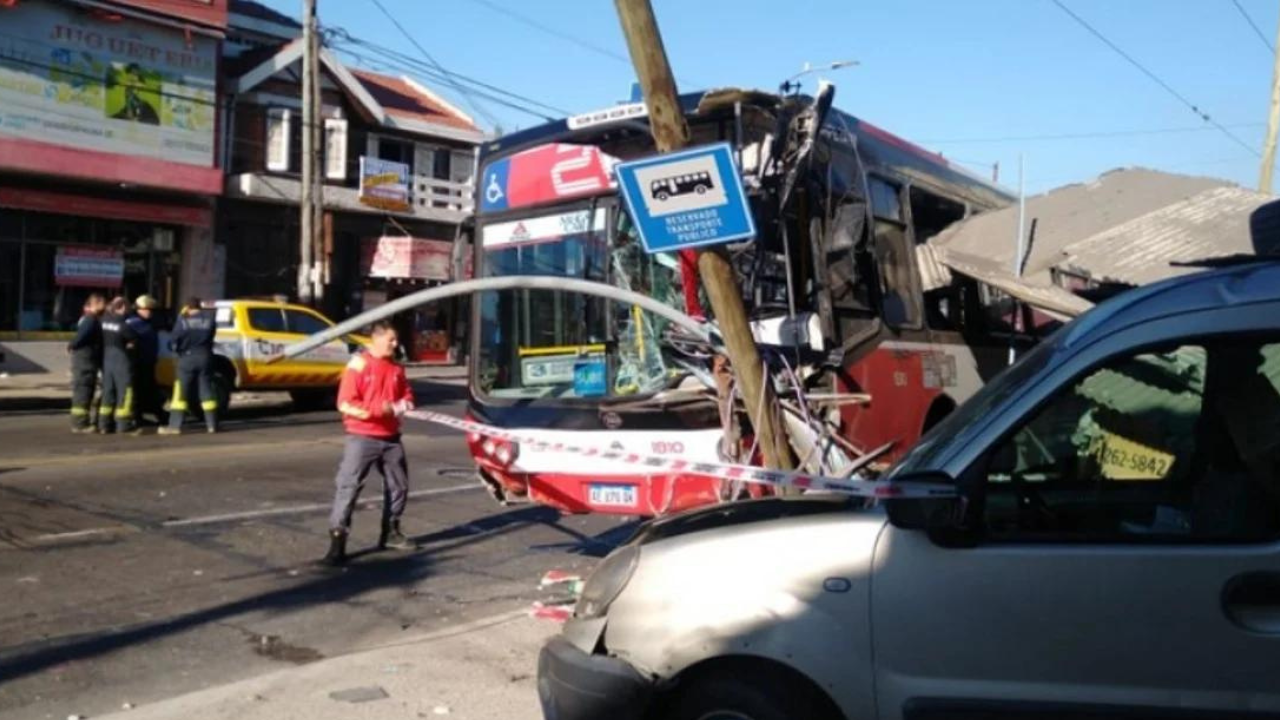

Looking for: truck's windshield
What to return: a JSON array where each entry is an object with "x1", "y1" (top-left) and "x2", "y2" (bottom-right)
[{"x1": 475, "y1": 204, "x2": 689, "y2": 400}]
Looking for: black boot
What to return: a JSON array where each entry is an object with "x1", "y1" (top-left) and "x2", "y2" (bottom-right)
[
  {"x1": 379, "y1": 520, "x2": 413, "y2": 551},
  {"x1": 320, "y1": 529, "x2": 347, "y2": 566}
]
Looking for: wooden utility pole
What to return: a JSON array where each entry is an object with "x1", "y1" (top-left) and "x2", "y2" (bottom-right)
[
  {"x1": 614, "y1": 0, "x2": 792, "y2": 471},
  {"x1": 310, "y1": 11, "x2": 326, "y2": 305},
  {"x1": 299, "y1": 0, "x2": 318, "y2": 304},
  {"x1": 1260, "y1": 6, "x2": 1280, "y2": 193}
]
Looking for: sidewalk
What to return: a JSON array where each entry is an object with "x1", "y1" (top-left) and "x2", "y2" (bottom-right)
[
  {"x1": 96, "y1": 611, "x2": 554, "y2": 720},
  {"x1": 0, "y1": 363, "x2": 468, "y2": 402}
]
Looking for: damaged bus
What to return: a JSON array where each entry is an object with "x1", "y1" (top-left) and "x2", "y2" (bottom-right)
[{"x1": 466, "y1": 86, "x2": 1020, "y2": 516}]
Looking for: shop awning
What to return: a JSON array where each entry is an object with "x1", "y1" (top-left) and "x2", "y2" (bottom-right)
[{"x1": 0, "y1": 188, "x2": 213, "y2": 228}]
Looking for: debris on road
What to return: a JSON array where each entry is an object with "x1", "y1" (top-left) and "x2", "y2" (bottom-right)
[
  {"x1": 530, "y1": 601, "x2": 573, "y2": 623},
  {"x1": 328, "y1": 685, "x2": 389, "y2": 703},
  {"x1": 539, "y1": 569, "x2": 583, "y2": 594}
]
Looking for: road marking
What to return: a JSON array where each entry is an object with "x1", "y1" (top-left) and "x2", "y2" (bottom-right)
[
  {"x1": 2, "y1": 439, "x2": 338, "y2": 469},
  {"x1": 32, "y1": 526, "x2": 132, "y2": 542},
  {"x1": 161, "y1": 483, "x2": 481, "y2": 528},
  {"x1": 349, "y1": 609, "x2": 530, "y2": 654}
]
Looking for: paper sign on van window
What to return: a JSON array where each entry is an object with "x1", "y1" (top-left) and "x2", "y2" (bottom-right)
[{"x1": 1089, "y1": 432, "x2": 1175, "y2": 481}]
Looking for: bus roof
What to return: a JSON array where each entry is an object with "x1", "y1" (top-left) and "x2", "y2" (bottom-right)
[{"x1": 477, "y1": 87, "x2": 1014, "y2": 210}]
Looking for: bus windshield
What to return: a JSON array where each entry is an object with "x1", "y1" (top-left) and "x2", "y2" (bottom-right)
[{"x1": 475, "y1": 203, "x2": 689, "y2": 400}]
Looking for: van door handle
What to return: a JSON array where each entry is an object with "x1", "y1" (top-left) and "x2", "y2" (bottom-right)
[{"x1": 1223, "y1": 572, "x2": 1280, "y2": 634}]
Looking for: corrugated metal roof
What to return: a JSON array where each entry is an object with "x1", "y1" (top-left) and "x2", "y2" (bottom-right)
[
  {"x1": 929, "y1": 168, "x2": 1279, "y2": 292},
  {"x1": 932, "y1": 168, "x2": 1228, "y2": 286},
  {"x1": 932, "y1": 248, "x2": 1095, "y2": 320},
  {"x1": 1057, "y1": 186, "x2": 1267, "y2": 286},
  {"x1": 915, "y1": 242, "x2": 953, "y2": 293}
]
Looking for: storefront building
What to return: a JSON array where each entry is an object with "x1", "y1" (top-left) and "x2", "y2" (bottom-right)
[
  {"x1": 0, "y1": 0, "x2": 227, "y2": 337},
  {"x1": 219, "y1": 22, "x2": 482, "y2": 362}
]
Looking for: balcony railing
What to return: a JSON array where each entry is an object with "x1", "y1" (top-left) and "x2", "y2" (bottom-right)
[
  {"x1": 227, "y1": 171, "x2": 475, "y2": 223},
  {"x1": 413, "y1": 176, "x2": 473, "y2": 214}
]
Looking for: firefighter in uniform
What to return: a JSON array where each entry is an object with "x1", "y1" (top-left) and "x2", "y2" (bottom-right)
[
  {"x1": 160, "y1": 297, "x2": 219, "y2": 435},
  {"x1": 67, "y1": 293, "x2": 106, "y2": 433},
  {"x1": 98, "y1": 296, "x2": 139, "y2": 434},
  {"x1": 322, "y1": 321, "x2": 415, "y2": 566},
  {"x1": 127, "y1": 295, "x2": 164, "y2": 426}
]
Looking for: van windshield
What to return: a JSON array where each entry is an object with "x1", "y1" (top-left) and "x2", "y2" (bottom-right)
[{"x1": 889, "y1": 333, "x2": 1061, "y2": 477}]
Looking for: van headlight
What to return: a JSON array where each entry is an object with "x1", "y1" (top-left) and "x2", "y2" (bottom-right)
[{"x1": 576, "y1": 545, "x2": 641, "y2": 619}]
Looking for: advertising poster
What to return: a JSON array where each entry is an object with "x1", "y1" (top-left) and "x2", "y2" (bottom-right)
[
  {"x1": 358, "y1": 157, "x2": 412, "y2": 212},
  {"x1": 54, "y1": 246, "x2": 125, "y2": 288},
  {"x1": 0, "y1": 0, "x2": 218, "y2": 166}
]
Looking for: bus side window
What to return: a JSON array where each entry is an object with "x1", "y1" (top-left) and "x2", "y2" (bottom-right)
[
  {"x1": 868, "y1": 176, "x2": 920, "y2": 328},
  {"x1": 909, "y1": 186, "x2": 968, "y2": 332}
]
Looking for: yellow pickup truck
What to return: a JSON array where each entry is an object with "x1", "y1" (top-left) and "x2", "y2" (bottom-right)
[{"x1": 157, "y1": 299, "x2": 369, "y2": 412}]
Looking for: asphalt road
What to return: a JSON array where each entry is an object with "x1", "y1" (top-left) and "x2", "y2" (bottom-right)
[{"x1": 0, "y1": 380, "x2": 629, "y2": 720}]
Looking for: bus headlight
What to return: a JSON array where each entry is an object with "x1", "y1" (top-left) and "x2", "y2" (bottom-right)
[{"x1": 577, "y1": 545, "x2": 641, "y2": 619}]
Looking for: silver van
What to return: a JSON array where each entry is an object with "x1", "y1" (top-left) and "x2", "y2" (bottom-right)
[{"x1": 538, "y1": 261, "x2": 1280, "y2": 720}]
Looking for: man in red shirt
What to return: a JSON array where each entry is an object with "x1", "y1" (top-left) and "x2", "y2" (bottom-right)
[{"x1": 322, "y1": 321, "x2": 416, "y2": 566}]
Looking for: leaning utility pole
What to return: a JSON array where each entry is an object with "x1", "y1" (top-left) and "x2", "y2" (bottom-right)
[
  {"x1": 614, "y1": 0, "x2": 792, "y2": 472},
  {"x1": 298, "y1": 0, "x2": 318, "y2": 305},
  {"x1": 1260, "y1": 6, "x2": 1280, "y2": 193}
]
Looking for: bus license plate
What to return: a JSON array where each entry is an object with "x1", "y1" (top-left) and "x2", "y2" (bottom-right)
[{"x1": 589, "y1": 484, "x2": 637, "y2": 508}]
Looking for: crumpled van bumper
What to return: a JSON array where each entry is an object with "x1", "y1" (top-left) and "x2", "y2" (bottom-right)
[{"x1": 537, "y1": 635, "x2": 654, "y2": 720}]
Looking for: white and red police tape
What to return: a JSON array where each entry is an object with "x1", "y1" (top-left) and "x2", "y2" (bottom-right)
[{"x1": 405, "y1": 410, "x2": 956, "y2": 500}]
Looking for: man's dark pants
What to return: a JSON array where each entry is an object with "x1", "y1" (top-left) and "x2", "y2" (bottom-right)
[
  {"x1": 70, "y1": 362, "x2": 99, "y2": 430},
  {"x1": 168, "y1": 352, "x2": 217, "y2": 432},
  {"x1": 98, "y1": 350, "x2": 135, "y2": 433},
  {"x1": 329, "y1": 434, "x2": 409, "y2": 532}
]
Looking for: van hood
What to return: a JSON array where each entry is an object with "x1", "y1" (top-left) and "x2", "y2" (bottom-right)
[{"x1": 628, "y1": 494, "x2": 858, "y2": 546}]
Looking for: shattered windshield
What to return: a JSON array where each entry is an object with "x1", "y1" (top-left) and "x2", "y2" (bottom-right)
[{"x1": 475, "y1": 204, "x2": 689, "y2": 400}]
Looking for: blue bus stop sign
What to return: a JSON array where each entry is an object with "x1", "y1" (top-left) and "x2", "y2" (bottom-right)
[{"x1": 615, "y1": 142, "x2": 756, "y2": 254}]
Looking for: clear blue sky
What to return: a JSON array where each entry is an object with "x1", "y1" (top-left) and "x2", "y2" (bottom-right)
[{"x1": 263, "y1": 0, "x2": 1280, "y2": 194}]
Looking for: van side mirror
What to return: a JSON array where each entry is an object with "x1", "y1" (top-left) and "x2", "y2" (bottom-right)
[{"x1": 884, "y1": 471, "x2": 966, "y2": 531}]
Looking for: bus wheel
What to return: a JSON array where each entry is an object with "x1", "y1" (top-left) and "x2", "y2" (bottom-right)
[
  {"x1": 656, "y1": 191, "x2": 670, "y2": 201},
  {"x1": 922, "y1": 396, "x2": 956, "y2": 434},
  {"x1": 695, "y1": 184, "x2": 708, "y2": 194}
]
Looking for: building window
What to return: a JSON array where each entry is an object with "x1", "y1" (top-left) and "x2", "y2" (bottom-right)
[
  {"x1": 266, "y1": 108, "x2": 291, "y2": 172},
  {"x1": 432, "y1": 148, "x2": 450, "y2": 180},
  {"x1": 324, "y1": 118, "x2": 348, "y2": 181},
  {"x1": 376, "y1": 136, "x2": 414, "y2": 172}
]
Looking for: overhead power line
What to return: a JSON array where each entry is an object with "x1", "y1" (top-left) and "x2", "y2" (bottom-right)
[
  {"x1": 366, "y1": 0, "x2": 501, "y2": 128},
  {"x1": 1051, "y1": 0, "x2": 1261, "y2": 158},
  {"x1": 331, "y1": 42, "x2": 562, "y2": 121},
  {"x1": 1231, "y1": 0, "x2": 1275, "y2": 54},
  {"x1": 461, "y1": 0, "x2": 707, "y2": 90},
  {"x1": 464, "y1": 0, "x2": 632, "y2": 64},
  {"x1": 922, "y1": 122, "x2": 1266, "y2": 145},
  {"x1": 327, "y1": 30, "x2": 568, "y2": 117}
]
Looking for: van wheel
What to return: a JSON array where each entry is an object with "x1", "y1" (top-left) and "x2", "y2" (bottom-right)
[
  {"x1": 212, "y1": 369, "x2": 233, "y2": 413},
  {"x1": 661, "y1": 668, "x2": 841, "y2": 720},
  {"x1": 290, "y1": 388, "x2": 336, "y2": 411}
]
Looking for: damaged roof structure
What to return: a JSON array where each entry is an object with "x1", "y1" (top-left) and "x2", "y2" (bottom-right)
[{"x1": 929, "y1": 168, "x2": 1280, "y2": 317}]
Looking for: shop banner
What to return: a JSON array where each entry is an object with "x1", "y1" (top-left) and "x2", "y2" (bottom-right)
[
  {"x1": 55, "y1": 246, "x2": 125, "y2": 288},
  {"x1": 358, "y1": 157, "x2": 411, "y2": 212},
  {"x1": 364, "y1": 236, "x2": 454, "y2": 281},
  {"x1": 0, "y1": 0, "x2": 218, "y2": 167}
]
